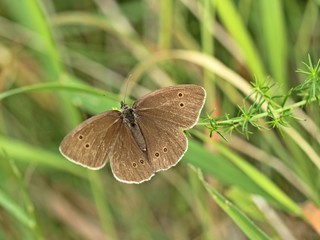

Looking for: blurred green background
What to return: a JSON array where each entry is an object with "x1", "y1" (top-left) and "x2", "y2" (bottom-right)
[{"x1": 0, "y1": 0, "x2": 320, "y2": 239}]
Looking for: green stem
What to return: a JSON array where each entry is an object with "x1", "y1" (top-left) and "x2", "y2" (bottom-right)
[{"x1": 199, "y1": 98, "x2": 310, "y2": 127}]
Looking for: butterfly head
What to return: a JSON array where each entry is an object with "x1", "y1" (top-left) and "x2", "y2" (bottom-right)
[{"x1": 120, "y1": 101, "x2": 129, "y2": 111}]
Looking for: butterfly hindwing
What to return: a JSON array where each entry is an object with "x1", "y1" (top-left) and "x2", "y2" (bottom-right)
[
  {"x1": 137, "y1": 116, "x2": 187, "y2": 171},
  {"x1": 109, "y1": 122, "x2": 154, "y2": 183}
]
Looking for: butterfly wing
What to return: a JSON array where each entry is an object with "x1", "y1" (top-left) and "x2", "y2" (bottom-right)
[
  {"x1": 59, "y1": 110, "x2": 123, "y2": 169},
  {"x1": 109, "y1": 122, "x2": 154, "y2": 183},
  {"x1": 60, "y1": 110, "x2": 154, "y2": 183},
  {"x1": 133, "y1": 84, "x2": 206, "y2": 129},
  {"x1": 134, "y1": 84, "x2": 206, "y2": 171},
  {"x1": 137, "y1": 116, "x2": 187, "y2": 171}
]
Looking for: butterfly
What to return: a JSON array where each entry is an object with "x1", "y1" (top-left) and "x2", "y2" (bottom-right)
[{"x1": 60, "y1": 84, "x2": 206, "y2": 183}]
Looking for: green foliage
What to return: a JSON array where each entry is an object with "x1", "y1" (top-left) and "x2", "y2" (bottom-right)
[
  {"x1": 295, "y1": 56, "x2": 320, "y2": 103},
  {"x1": 205, "y1": 58, "x2": 320, "y2": 139}
]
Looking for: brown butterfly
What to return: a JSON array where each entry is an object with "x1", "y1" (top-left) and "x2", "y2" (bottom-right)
[{"x1": 60, "y1": 84, "x2": 206, "y2": 183}]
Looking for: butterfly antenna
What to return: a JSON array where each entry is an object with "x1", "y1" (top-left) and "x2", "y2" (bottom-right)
[{"x1": 123, "y1": 74, "x2": 132, "y2": 104}]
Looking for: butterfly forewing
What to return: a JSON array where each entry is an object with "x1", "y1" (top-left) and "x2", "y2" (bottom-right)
[
  {"x1": 59, "y1": 111, "x2": 121, "y2": 169},
  {"x1": 110, "y1": 122, "x2": 154, "y2": 183},
  {"x1": 133, "y1": 85, "x2": 206, "y2": 129}
]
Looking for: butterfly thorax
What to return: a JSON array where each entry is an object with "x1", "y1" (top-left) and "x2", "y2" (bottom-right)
[
  {"x1": 120, "y1": 101, "x2": 147, "y2": 152},
  {"x1": 121, "y1": 103, "x2": 136, "y2": 127}
]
